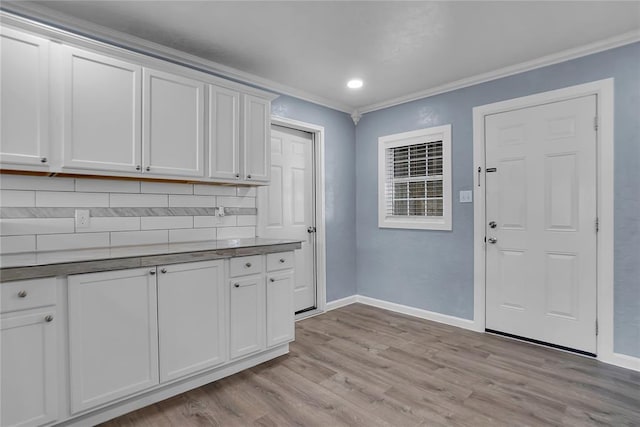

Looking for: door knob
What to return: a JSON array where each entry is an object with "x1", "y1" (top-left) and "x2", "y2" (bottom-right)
[
  {"x1": 489, "y1": 221, "x2": 497, "y2": 229},
  {"x1": 487, "y1": 237, "x2": 498, "y2": 244}
]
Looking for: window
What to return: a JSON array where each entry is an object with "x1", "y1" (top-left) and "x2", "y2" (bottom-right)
[{"x1": 378, "y1": 124, "x2": 452, "y2": 230}]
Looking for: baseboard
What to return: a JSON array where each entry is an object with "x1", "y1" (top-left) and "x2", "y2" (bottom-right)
[
  {"x1": 599, "y1": 352, "x2": 640, "y2": 372},
  {"x1": 325, "y1": 295, "x2": 358, "y2": 311}
]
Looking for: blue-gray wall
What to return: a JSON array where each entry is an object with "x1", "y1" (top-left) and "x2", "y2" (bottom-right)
[
  {"x1": 271, "y1": 96, "x2": 357, "y2": 302},
  {"x1": 355, "y1": 42, "x2": 640, "y2": 357}
]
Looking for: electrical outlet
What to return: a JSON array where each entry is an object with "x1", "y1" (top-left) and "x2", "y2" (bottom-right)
[
  {"x1": 459, "y1": 190, "x2": 473, "y2": 203},
  {"x1": 75, "y1": 209, "x2": 90, "y2": 229}
]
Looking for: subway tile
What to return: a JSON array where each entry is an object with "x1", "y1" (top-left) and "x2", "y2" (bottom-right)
[
  {"x1": 111, "y1": 230, "x2": 168, "y2": 247},
  {"x1": 1, "y1": 190, "x2": 35, "y2": 207},
  {"x1": 193, "y1": 215, "x2": 236, "y2": 228},
  {"x1": 0, "y1": 175, "x2": 75, "y2": 191},
  {"x1": 110, "y1": 193, "x2": 168, "y2": 207},
  {"x1": 0, "y1": 218, "x2": 75, "y2": 236},
  {"x1": 141, "y1": 182, "x2": 193, "y2": 194},
  {"x1": 237, "y1": 215, "x2": 257, "y2": 226},
  {"x1": 36, "y1": 191, "x2": 109, "y2": 207},
  {"x1": 193, "y1": 184, "x2": 236, "y2": 196},
  {"x1": 141, "y1": 216, "x2": 193, "y2": 230},
  {"x1": 236, "y1": 187, "x2": 257, "y2": 197},
  {"x1": 77, "y1": 217, "x2": 140, "y2": 233},
  {"x1": 169, "y1": 195, "x2": 216, "y2": 207},
  {"x1": 217, "y1": 196, "x2": 255, "y2": 208},
  {"x1": 169, "y1": 228, "x2": 216, "y2": 243},
  {"x1": 37, "y1": 233, "x2": 110, "y2": 251},
  {"x1": 216, "y1": 226, "x2": 255, "y2": 240},
  {"x1": 0, "y1": 235, "x2": 36, "y2": 254},
  {"x1": 75, "y1": 178, "x2": 140, "y2": 193}
]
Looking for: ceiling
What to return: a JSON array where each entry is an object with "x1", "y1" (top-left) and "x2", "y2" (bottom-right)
[{"x1": 5, "y1": 1, "x2": 640, "y2": 113}]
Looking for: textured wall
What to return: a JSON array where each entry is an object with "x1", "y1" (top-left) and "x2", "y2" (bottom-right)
[
  {"x1": 355, "y1": 42, "x2": 640, "y2": 357},
  {"x1": 271, "y1": 95, "x2": 357, "y2": 302}
]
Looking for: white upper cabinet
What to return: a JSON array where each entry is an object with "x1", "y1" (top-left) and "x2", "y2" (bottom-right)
[
  {"x1": 61, "y1": 46, "x2": 142, "y2": 173},
  {"x1": 0, "y1": 27, "x2": 50, "y2": 169},
  {"x1": 143, "y1": 68, "x2": 205, "y2": 178},
  {"x1": 242, "y1": 94, "x2": 271, "y2": 182},
  {"x1": 207, "y1": 85, "x2": 240, "y2": 181}
]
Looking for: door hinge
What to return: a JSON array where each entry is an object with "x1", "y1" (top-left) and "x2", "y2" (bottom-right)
[
  {"x1": 596, "y1": 319, "x2": 599, "y2": 336},
  {"x1": 595, "y1": 217, "x2": 599, "y2": 233},
  {"x1": 594, "y1": 116, "x2": 598, "y2": 131}
]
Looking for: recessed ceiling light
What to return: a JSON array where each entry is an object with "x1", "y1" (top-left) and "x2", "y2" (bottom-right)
[{"x1": 347, "y1": 79, "x2": 363, "y2": 89}]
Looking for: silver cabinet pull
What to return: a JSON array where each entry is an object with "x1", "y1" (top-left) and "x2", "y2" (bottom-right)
[
  {"x1": 487, "y1": 237, "x2": 498, "y2": 244},
  {"x1": 40, "y1": 157, "x2": 47, "y2": 163},
  {"x1": 234, "y1": 283, "x2": 240, "y2": 288},
  {"x1": 307, "y1": 226, "x2": 316, "y2": 234},
  {"x1": 235, "y1": 173, "x2": 240, "y2": 179},
  {"x1": 145, "y1": 166, "x2": 151, "y2": 172},
  {"x1": 18, "y1": 290, "x2": 27, "y2": 298},
  {"x1": 160, "y1": 268, "x2": 167, "y2": 274},
  {"x1": 245, "y1": 262, "x2": 252, "y2": 268},
  {"x1": 246, "y1": 174, "x2": 252, "y2": 179},
  {"x1": 279, "y1": 258, "x2": 285, "y2": 263},
  {"x1": 269, "y1": 278, "x2": 275, "y2": 282},
  {"x1": 44, "y1": 315, "x2": 54, "y2": 322},
  {"x1": 149, "y1": 269, "x2": 156, "y2": 275},
  {"x1": 136, "y1": 165, "x2": 141, "y2": 171}
]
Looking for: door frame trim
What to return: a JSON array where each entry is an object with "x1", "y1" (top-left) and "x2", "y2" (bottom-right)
[
  {"x1": 472, "y1": 79, "x2": 623, "y2": 366},
  {"x1": 265, "y1": 116, "x2": 327, "y2": 318}
]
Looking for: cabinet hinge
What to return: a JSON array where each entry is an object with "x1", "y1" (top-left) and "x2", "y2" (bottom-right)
[
  {"x1": 596, "y1": 319, "x2": 599, "y2": 336},
  {"x1": 594, "y1": 116, "x2": 598, "y2": 131},
  {"x1": 595, "y1": 217, "x2": 599, "y2": 233}
]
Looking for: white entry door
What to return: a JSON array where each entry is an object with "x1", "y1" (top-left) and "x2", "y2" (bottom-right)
[
  {"x1": 485, "y1": 95, "x2": 597, "y2": 355},
  {"x1": 258, "y1": 126, "x2": 316, "y2": 312}
]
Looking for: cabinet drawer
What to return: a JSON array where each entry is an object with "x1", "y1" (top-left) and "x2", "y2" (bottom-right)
[
  {"x1": 1, "y1": 277, "x2": 57, "y2": 313},
  {"x1": 229, "y1": 255, "x2": 263, "y2": 277},
  {"x1": 266, "y1": 252, "x2": 294, "y2": 272}
]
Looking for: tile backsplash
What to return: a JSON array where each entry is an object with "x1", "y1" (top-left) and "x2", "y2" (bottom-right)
[{"x1": 0, "y1": 175, "x2": 258, "y2": 254}]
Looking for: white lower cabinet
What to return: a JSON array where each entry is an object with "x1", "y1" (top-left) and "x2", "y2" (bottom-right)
[
  {"x1": 266, "y1": 271, "x2": 295, "y2": 347},
  {"x1": 157, "y1": 260, "x2": 227, "y2": 382},
  {"x1": 229, "y1": 275, "x2": 266, "y2": 359},
  {"x1": 67, "y1": 268, "x2": 159, "y2": 414},
  {"x1": 1, "y1": 310, "x2": 57, "y2": 427}
]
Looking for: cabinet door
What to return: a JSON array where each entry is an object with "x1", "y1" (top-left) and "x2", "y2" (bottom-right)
[
  {"x1": 229, "y1": 275, "x2": 265, "y2": 359},
  {"x1": 62, "y1": 46, "x2": 142, "y2": 173},
  {"x1": 68, "y1": 268, "x2": 159, "y2": 413},
  {"x1": 208, "y1": 85, "x2": 240, "y2": 181},
  {"x1": 242, "y1": 94, "x2": 271, "y2": 182},
  {"x1": 0, "y1": 27, "x2": 50, "y2": 168},
  {"x1": 157, "y1": 260, "x2": 226, "y2": 382},
  {"x1": 266, "y1": 271, "x2": 295, "y2": 347},
  {"x1": 1, "y1": 310, "x2": 57, "y2": 427},
  {"x1": 143, "y1": 69, "x2": 204, "y2": 177}
]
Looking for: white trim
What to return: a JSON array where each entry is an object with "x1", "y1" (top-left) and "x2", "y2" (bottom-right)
[
  {"x1": 356, "y1": 295, "x2": 476, "y2": 331},
  {"x1": 359, "y1": 30, "x2": 640, "y2": 114},
  {"x1": 472, "y1": 79, "x2": 617, "y2": 361},
  {"x1": 603, "y1": 352, "x2": 640, "y2": 372},
  {"x1": 325, "y1": 295, "x2": 359, "y2": 312},
  {"x1": 0, "y1": 8, "x2": 352, "y2": 114},
  {"x1": 265, "y1": 116, "x2": 328, "y2": 315},
  {"x1": 378, "y1": 125, "x2": 452, "y2": 231}
]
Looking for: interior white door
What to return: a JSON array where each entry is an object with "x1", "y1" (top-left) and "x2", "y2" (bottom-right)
[
  {"x1": 258, "y1": 126, "x2": 316, "y2": 312},
  {"x1": 485, "y1": 95, "x2": 597, "y2": 354}
]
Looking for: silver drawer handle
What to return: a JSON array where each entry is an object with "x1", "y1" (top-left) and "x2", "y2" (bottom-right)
[
  {"x1": 40, "y1": 157, "x2": 47, "y2": 163},
  {"x1": 45, "y1": 315, "x2": 54, "y2": 322},
  {"x1": 269, "y1": 278, "x2": 275, "y2": 282},
  {"x1": 279, "y1": 258, "x2": 285, "y2": 263},
  {"x1": 245, "y1": 262, "x2": 252, "y2": 268},
  {"x1": 149, "y1": 270, "x2": 156, "y2": 275},
  {"x1": 18, "y1": 290, "x2": 27, "y2": 298},
  {"x1": 160, "y1": 268, "x2": 167, "y2": 274},
  {"x1": 234, "y1": 283, "x2": 240, "y2": 288}
]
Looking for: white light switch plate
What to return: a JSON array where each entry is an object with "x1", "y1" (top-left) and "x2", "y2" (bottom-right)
[
  {"x1": 459, "y1": 190, "x2": 473, "y2": 203},
  {"x1": 75, "y1": 209, "x2": 90, "y2": 228}
]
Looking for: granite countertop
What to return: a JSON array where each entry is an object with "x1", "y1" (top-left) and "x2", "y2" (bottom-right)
[{"x1": 0, "y1": 238, "x2": 302, "y2": 282}]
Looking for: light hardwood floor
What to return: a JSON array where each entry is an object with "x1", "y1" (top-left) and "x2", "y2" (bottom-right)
[{"x1": 101, "y1": 303, "x2": 640, "y2": 426}]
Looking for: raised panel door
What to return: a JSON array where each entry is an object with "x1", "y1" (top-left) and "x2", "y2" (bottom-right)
[
  {"x1": 242, "y1": 94, "x2": 270, "y2": 182},
  {"x1": 68, "y1": 268, "x2": 159, "y2": 413},
  {"x1": 157, "y1": 260, "x2": 227, "y2": 382},
  {"x1": 208, "y1": 85, "x2": 240, "y2": 180},
  {"x1": 1, "y1": 310, "x2": 57, "y2": 427},
  {"x1": 0, "y1": 27, "x2": 49, "y2": 168},
  {"x1": 229, "y1": 275, "x2": 265, "y2": 359},
  {"x1": 62, "y1": 46, "x2": 142, "y2": 173},
  {"x1": 266, "y1": 271, "x2": 294, "y2": 347},
  {"x1": 143, "y1": 69, "x2": 204, "y2": 177}
]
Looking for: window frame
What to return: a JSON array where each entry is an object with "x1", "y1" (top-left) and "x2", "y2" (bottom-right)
[{"x1": 378, "y1": 124, "x2": 452, "y2": 231}]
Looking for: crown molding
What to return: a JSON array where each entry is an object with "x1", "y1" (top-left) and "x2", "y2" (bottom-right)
[
  {"x1": 358, "y1": 29, "x2": 640, "y2": 114},
  {"x1": 0, "y1": 3, "x2": 354, "y2": 114}
]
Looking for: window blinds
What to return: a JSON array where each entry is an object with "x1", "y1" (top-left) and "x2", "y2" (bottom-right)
[{"x1": 385, "y1": 140, "x2": 444, "y2": 217}]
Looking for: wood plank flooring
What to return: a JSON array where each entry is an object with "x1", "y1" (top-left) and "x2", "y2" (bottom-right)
[{"x1": 101, "y1": 304, "x2": 640, "y2": 426}]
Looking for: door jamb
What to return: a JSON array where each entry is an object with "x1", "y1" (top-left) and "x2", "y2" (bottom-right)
[
  {"x1": 264, "y1": 116, "x2": 327, "y2": 319},
  {"x1": 471, "y1": 79, "x2": 625, "y2": 368}
]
